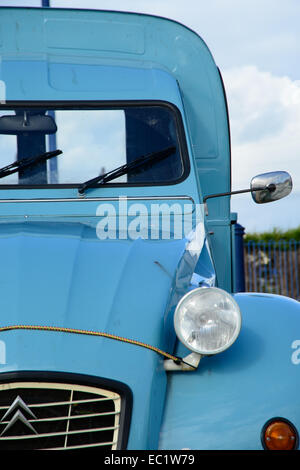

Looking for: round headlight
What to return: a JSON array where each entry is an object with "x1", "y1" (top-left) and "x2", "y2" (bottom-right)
[{"x1": 174, "y1": 287, "x2": 241, "y2": 355}]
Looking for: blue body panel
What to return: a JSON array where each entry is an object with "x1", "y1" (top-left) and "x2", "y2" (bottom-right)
[{"x1": 160, "y1": 293, "x2": 300, "y2": 450}]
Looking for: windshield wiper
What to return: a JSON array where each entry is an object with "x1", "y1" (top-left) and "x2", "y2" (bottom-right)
[
  {"x1": 78, "y1": 146, "x2": 176, "y2": 195},
  {"x1": 0, "y1": 149, "x2": 62, "y2": 180}
]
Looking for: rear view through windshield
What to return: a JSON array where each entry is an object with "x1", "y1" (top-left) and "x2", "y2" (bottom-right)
[{"x1": 0, "y1": 104, "x2": 185, "y2": 187}]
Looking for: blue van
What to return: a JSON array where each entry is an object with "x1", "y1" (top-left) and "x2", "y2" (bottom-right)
[{"x1": 0, "y1": 7, "x2": 298, "y2": 451}]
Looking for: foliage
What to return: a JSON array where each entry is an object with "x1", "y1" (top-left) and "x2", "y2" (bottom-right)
[{"x1": 244, "y1": 226, "x2": 300, "y2": 243}]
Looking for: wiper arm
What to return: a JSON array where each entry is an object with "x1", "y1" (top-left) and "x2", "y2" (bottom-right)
[
  {"x1": 0, "y1": 149, "x2": 62, "y2": 180},
  {"x1": 78, "y1": 146, "x2": 176, "y2": 195}
]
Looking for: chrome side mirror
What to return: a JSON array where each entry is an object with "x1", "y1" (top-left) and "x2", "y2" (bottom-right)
[
  {"x1": 203, "y1": 170, "x2": 293, "y2": 216},
  {"x1": 251, "y1": 171, "x2": 292, "y2": 204}
]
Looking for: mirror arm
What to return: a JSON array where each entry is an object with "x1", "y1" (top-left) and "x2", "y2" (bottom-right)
[{"x1": 203, "y1": 185, "x2": 275, "y2": 216}]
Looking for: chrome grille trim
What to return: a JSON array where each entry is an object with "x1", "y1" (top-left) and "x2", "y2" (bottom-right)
[
  {"x1": 0, "y1": 410, "x2": 120, "y2": 422},
  {"x1": 0, "y1": 381, "x2": 122, "y2": 450},
  {"x1": 0, "y1": 424, "x2": 120, "y2": 439},
  {"x1": 0, "y1": 396, "x2": 120, "y2": 410},
  {"x1": 46, "y1": 440, "x2": 118, "y2": 450}
]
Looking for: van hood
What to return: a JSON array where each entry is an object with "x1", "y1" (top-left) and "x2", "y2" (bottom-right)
[
  {"x1": 0, "y1": 218, "x2": 204, "y2": 335},
  {"x1": 0, "y1": 217, "x2": 210, "y2": 373}
]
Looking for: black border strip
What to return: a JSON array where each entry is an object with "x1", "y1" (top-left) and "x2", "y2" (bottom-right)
[
  {"x1": 0, "y1": 100, "x2": 190, "y2": 190},
  {"x1": 0, "y1": 370, "x2": 133, "y2": 450}
]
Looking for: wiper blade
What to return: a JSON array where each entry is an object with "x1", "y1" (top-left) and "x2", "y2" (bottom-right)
[
  {"x1": 0, "y1": 149, "x2": 62, "y2": 180},
  {"x1": 78, "y1": 146, "x2": 176, "y2": 194}
]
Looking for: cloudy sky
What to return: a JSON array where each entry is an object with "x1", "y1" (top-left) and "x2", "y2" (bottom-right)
[{"x1": 3, "y1": 0, "x2": 300, "y2": 233}]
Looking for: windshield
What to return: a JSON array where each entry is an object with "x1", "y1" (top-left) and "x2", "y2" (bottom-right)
[{"x1": 0, "y1": 104, "x2": 186, "y2": 187}]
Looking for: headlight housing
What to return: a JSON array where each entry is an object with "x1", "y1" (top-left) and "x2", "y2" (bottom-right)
[{"x1": 174, "y1": 287, "x2": 241, "y2": 355}]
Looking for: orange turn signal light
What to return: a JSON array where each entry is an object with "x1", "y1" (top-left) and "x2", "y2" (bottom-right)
[{"x1": 262, "y1": 418, "x2": 298, "y2": 450}]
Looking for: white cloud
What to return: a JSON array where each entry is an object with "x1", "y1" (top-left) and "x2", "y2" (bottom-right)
[
  {"x1": 55, "y1": 110, "x2": 126, "y2": 183},
  {"x1": 222, "y1": 65, "x2": 300, "y2": 231},
  {"x1": 223, "y1": 66, "x2": 300, "y2": 191}
]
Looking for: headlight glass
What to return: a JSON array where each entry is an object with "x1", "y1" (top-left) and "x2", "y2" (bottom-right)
[{"x1": 174, "y1": 287, "x2": 241, "y2": 355}]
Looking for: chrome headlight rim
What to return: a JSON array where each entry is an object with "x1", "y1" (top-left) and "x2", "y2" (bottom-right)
[{"x1": 174, "y1": 286, "x2": 242, "y2": 356}]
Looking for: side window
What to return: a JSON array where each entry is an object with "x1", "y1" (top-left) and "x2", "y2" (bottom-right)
[
  {"x1": 0, "y1": 110, "x2": 18, "y2": 184},
  {"x1": 55, "y1": 110, "x2": 127, "y2": 184}
]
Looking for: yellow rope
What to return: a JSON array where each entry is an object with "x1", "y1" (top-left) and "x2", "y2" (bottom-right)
[{"x1": 0, "y1": 324, "x2": 181, "y2": 363}]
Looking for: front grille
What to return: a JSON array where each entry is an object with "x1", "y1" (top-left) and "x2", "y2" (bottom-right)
[{"x1": 0, "y1": 381, "x2": 122, "y2": 450}]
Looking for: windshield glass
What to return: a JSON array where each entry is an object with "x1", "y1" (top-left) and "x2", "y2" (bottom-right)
[{"x1": 0, "y1": 104, "x2": 185, "y2": 187}]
